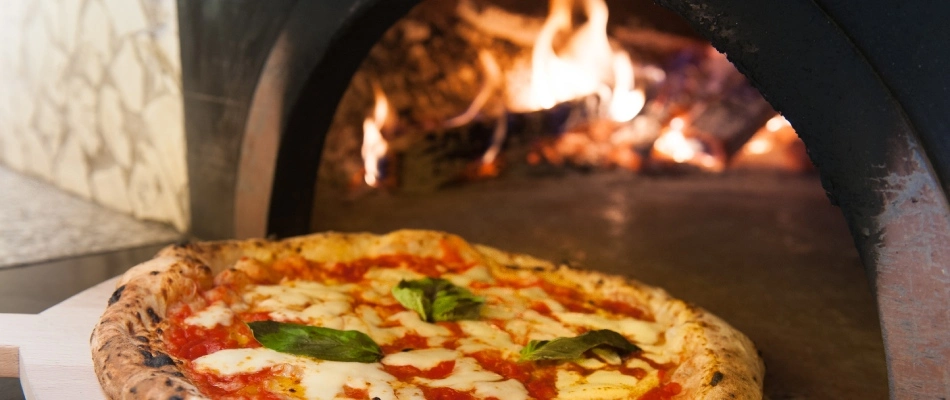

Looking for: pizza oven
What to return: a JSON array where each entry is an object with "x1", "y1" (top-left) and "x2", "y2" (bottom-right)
[{"x1": 178, "y1": 0, "x2": 950, "y2": 398}]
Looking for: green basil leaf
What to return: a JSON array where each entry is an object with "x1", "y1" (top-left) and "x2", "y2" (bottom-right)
[
  {"x1": 392, "y1": 278, "x2": 485, "y2": 322},
  {"x1": 432, "y1": 291, "x2": 483, "y2": 321},
  {"x1": 392, "y1": 281, "x2": 432, "y2": 321},
  {"x1": 519, "y1": 329, "x2": 641, "y2": 362},
  {"x1": 247, "y1": 321, "x2": 382, "y2": 363}
]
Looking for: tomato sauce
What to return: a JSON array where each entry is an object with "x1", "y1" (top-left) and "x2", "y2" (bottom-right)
[
  {"x1": 380, "y1": 332, "x2": 429, "y2": 353},
  {"x1": 639, "y1": 382, "x2": 683, "y2": 400},
  {"x1": 419, "y1": 386, "x2": 479, "y2": 400},
  {"x1": 163, "y1": 304, "x2": 260, "y2": 361},
  {"x1": 384, "y1": 360, "x2": 456, "y2": 380},
  {"x1": 188, "y1": 367, "x2": 283, "y2": 400},
  {"x1": 598, "y1": 299, "x2": 654, "y2": 321},
  {"x1": 342, "y1": 386, "x2": 369, "y2": 399}
]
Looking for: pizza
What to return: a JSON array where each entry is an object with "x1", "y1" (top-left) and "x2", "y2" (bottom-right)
[{"x1": 91, "y1": 230, "x2": 764, "y2": 399}]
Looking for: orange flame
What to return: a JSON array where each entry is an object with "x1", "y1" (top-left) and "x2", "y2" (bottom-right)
[
  {"x1": 506, "y1": 0, "x2": 645, "y2": 122},
  {"x1": 652, "y1": 117, "x2": 723, "y2": 171},
  {"x1": 362, "y1": 84, "x2": 391, "y2": 187}
]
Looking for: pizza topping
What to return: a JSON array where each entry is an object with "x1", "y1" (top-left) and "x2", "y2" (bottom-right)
[
  {"x1": 381, "y1": 348, "x2": 458, "y2": 370},
  {"x1": 392, "y1": 278, "x2": 485, "y2": 322},
  {"x1": 191, "y1": 347, "x2": 398, "y2": 400},
  {"x1": 553, "y1": 311, "x2": 662, "y2": 344},
  {"x1": 519, "y1": 329, "x2": 641, "y2": 362},
  {"x1": 184, "y1": 301, "x2": 235, "y2": 329},
  {"x1": 162, "y1": 251, "x2": 678, "y2": 399},
  {"x1": 247, "y1": 320, "x2": 383, "y2": 363}
]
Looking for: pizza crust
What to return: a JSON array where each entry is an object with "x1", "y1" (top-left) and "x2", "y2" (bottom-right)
[{"x1": 91, "y1": 230, "x2": 764, "y2": 399}]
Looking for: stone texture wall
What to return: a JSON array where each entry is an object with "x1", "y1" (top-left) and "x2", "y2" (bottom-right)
[{"x1": 0, "y1": 0, "x2": 188, "y2": 231}]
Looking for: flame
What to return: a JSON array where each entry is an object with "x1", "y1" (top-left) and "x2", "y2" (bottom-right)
[
  {"x1": 745, "y1": 116, "x2": 792, "y2": 155},
  {"x1": 445, "y1": 50, "x2": 503, "y2": 129},
  {"x1": 361, "y1": 84, "x2": 391, "y2": 187},
  {"x1": 507, "y1": 0, "x2": 644, "y2": 122},
  {"x1": 607, "y1": 52, "x2": 646, "y2": 122},
  {"x1": 652, "y1": 117, "x2": 723, "y2": 170}
]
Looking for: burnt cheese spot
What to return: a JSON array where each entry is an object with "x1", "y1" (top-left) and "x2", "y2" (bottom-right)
[
  {"x1": 710, "y1": 371, "x2": 724, "y2": 386},
  {"x1": 165, "y1": 378, "x2": 173, "y2": 386},
  {"x1": 150, "y1": 271, "x2": 160, "y2": 276},
  {"x1": 146, "y1": 307, "x2": 162, "y2": 324},
  {"x1": 141, "y1": 351, "x2": 175, "y2": 368},
  {"x1": 169, "y1": 396, "x2": 184, "y2": 400},
  {"x1": 108, "y1": 285, "x2": 126, "y2": 306}
]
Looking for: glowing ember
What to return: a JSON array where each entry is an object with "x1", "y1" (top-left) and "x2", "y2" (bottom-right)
[
  {"x1": 732, "y1": 115, "x2": 810, "y2": 171},
  {"x1": 361, "y1": 84, "x2": 392, "y2": 187},
  {"x1": 652, "y1": 117, "x2": 724, "y2": 171},
  {"x1": 507, "y1": 0, "x2": 645, "y2": 123}
]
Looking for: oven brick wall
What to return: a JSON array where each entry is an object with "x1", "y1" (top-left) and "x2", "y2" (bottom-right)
[{"x1": 0, "y1": 0, "x2": 188, "y2": 231}]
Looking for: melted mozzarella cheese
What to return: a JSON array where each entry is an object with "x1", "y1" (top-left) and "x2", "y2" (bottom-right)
[
  {"x1": 457, "y1": 321, "x2": 520, "y2": 354},
  {"x1": 381, "y1": 348, "x2": 458, "y2": 369},
  {"x1": 553, "y1": 312, "x2": 661, "y2": 344},
  {"x1": 555, "y1": 369, "x2": 660, "y2": 400},
  {"x1": 184, "y1": 301, "x2": 234, "y2": 328},
  {"x1": 474, "y1": 379, "x2": 529, "y2": 400},
  {"x1": 192, "y1": 348, "x2": 397, "y2": 400},
  {"x1": 389, "y1": 311, "x2": 451, "y2": 338}
]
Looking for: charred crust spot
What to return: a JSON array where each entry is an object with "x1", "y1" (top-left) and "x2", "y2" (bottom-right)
[
  {"x1": 710, "y1": 371, "x2": 724, "y2": 386},
  {"x1": 146, "y1": 307, "x2": 162, "y2": 324},
  {"x1": 135, "y1": 336, "x2": 149, "y2": 343},
  {"x1": 129, "y1": 387, "x2": 137, "y2": 394},
  {"x1": 532, "y1": 266, "x2": 546, "y2": 271},
  {"x1": 165, "y1": 378, "x2": 173, "y2": 386},
  {"x1": 289, "y1": 388, "x2": 297, "y2": 393},
  {"x1": 156, "y1": 328, "x2": 164, "y2": 335},
  {"x1": 108, "y1": 285, "x2": 126, "y2": 306},
  {"x1": 504, "y1": 264, "x2": 520, "y2": 270},
  {"x1": 142, "y1": 351, "x2": 175, "y2": 368},
  {"x1": 373, "y1": 398, "x2": 381, "y2": 400},
  {"x1": 169, "y1": 396, "x2": 184, "y2": 400},
  {"x1": 199, "y1": 265, "x2": 212, "y2": 274},
  {"x1": 171, "y1": 371, "x2": 184, "y2": 377},
  {"x1": 150, "y1": 271, "x2": 160, "y2": 276}
]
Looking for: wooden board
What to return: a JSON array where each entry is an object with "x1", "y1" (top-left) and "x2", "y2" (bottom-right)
[{"x1": 0, "y1": 277, "x2": 118, "y2": 399}]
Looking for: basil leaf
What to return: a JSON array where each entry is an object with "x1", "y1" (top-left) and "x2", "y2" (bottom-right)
[
  {"x1": 392, "y1": 278, "x2": 485, "y2": 322},
  {"x1": 247, "y1": 321, "x2": 382, "y2": 363},
  {"x1": 519, "y1": 329, "x2": 641, "y2": 362},
  {"x1": 392, "y1": 280, "x2": 432, "y2": 321},
  {"x1": 432, "y1": 290, "x2": 483, "y2": 321}
]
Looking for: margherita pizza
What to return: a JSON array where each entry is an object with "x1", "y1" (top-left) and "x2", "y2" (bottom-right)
[{"x1": 91, "y1": 230, "x2": 764, "y2": 399}]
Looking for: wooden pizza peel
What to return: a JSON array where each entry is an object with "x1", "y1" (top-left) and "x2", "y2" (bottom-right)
[{"x1": 0, "y1": 277, "x2": 117, "y2": 399}]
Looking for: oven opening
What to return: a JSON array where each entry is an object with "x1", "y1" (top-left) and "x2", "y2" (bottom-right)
[
  {"x1": 303, "y1": 1, "x2": 887, "y2": 397},
  {"x1": 315, "y1": 0, "x2": 808, "y2": 198}
]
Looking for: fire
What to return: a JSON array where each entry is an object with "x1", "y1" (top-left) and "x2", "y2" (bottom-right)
[
  {"x1": 507, "y1": 0, "x2": 645, "y2": 122},
  {"x1": 651, "y1": 117, "x2": 724, "y2": 171},
  {"x1": 731, "y1": 115, "x2": 810, "y2": 172},
  {"x1": 361, "y1": 84, "x2": 392, "y2": 187}
]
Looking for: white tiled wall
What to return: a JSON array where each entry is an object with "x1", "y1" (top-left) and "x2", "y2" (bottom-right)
[{"x1": 0, "y1": 0, "x2": 189, "y2": 231}]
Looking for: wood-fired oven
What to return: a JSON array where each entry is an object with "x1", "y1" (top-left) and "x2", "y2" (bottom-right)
[{"x1": 175, "y1": 0, "x2": 950, "y2": 397}]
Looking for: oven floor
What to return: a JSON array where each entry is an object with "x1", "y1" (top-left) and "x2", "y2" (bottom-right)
[{"x1": 313, "y1": 172, "x2": 888, "y2": 399}]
